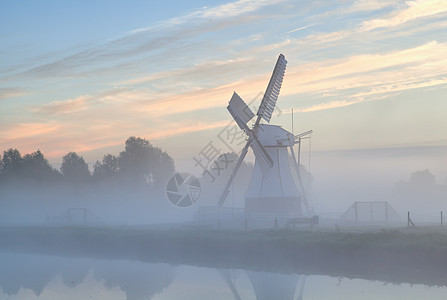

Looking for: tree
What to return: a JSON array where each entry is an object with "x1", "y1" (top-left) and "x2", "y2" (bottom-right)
[
  {"x1": 119, "y1": 137, "x2": 152, "y2": 183},
  {"x1": 93, "y1": 154, "x2": 119, "y2": 180},
  {"x1": 1, "y1": 148, "x2": 22, "y2": 171},
  {"x1": 149, "y1": 148, "x2": 175, "y2": 189},
  {"x1": 61, "y1": 152, "x2": 90, "y2": 182},
  {"x1": 118, "y1": 137, "x2": 175, "y2": 188},
  {"x1": 408, "y1": 169, "x2": 436, "y2": 188},
  {"x1": 1, "y1": 148, "x2": 23, "y2": 179},
  {"x1": 22, "y1": 149, "x2": 61, "y2": 181}
]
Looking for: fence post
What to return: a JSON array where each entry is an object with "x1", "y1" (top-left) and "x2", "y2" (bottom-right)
[
  {"x1": 407, "y1": 211, "x2": 415, "y2": 227},
  {"x1": 441, "y1": 211, "x2": 443, "y2": 226},
  {"x1": 385, "y1": 203, "x2": 388, "y2": 222}
]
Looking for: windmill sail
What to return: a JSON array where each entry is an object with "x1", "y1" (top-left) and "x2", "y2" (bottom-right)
[
  {"x1": 250, "y1": 134, "x2": 273, "y2": 167},
  {"x1": 257, "y1": 54, "x2": 287, "y2": 123},
  {"x1": 227, "y1": 91, "x2": 273, "y2": 168},
  {"x1": 227, "y1": 92, "x2": 255, "y2": 130}
]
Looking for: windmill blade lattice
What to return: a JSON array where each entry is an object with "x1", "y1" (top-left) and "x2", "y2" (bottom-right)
[{"x1": 257, "y1": 54, "x2": 287, "y2": 123}]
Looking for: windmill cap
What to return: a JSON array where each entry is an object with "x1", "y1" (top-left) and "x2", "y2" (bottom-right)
[{"x1": 255, "y1": 124, "x2": 294, "y2": 147}]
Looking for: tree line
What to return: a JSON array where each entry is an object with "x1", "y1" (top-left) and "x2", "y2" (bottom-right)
[{"x1": 0, "y1": 137, "x2": 175, "y2": 190}]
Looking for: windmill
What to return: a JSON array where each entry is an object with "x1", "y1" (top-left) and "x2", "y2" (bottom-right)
[{"x1": 219, "y1": 54, "x2": 312, "y2": 217}]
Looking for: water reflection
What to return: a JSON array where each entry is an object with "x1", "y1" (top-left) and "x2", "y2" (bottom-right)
[
  {"x1": 247, "y1": 271, "x2": 302, "y2": 300},
  {"x1": 1, "y1": 252, "x2": 447, "y2": 299},
  {"x1": 0, "y1": 253, "x2": 174, "y2": 299}
]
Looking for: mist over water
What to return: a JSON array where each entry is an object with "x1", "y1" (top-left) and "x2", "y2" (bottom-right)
[{"x1": 1, "y1": 253, "x2": 447, "y2": 300}]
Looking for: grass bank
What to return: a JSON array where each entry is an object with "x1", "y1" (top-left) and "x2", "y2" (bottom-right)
[{"x1": 1, "y1": 226, "x2": 447, "y2": 285}]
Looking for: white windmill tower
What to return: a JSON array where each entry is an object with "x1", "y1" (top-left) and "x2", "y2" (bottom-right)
[{"x1": 219, "y1": 54, "x2": 312, "y2": 217}]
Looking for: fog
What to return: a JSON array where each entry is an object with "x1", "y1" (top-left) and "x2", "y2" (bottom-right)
[
  {"x1": 309, "y1": 146, "x2": 447, "y2": 222},
  {"x1": 1, "y1": 136, "x2": 446, "y2": 226},
  {"x1": 0, "y1": 182, "x2": 196, "y2": 226},
  {"x1": 0, "y1": 137, "x2": 196, "y2": 226},
  {"x1": 1, "y1": 137, "x2": 447, "y2": 300}
]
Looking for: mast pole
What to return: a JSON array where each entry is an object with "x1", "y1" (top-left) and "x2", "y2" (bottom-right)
[{"x1": 291, "y1": 108, "x2": 294, "y2": 136}]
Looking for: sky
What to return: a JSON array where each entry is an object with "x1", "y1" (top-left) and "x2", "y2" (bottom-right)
[{"x1": 1, "y1": 0, "x2": 447, "y2": 188}]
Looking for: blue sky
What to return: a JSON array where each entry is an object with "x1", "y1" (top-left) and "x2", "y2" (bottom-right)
[{"x1": 1, "y1": 0, "x2": 447, "y2": 184}]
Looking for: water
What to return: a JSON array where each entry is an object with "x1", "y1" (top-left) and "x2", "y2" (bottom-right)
[{"x1": 1, "y1": 253, "x2": 446, "y2": 300}]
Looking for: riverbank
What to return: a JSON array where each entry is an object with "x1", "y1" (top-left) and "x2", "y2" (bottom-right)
[{"x1": 1, "y1": 226, "x2": 447, "y2": 286}]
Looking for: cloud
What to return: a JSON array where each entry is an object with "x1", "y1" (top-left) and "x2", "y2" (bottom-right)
[
  {"x1": 32, "y1": 40, "x2": 447, "y2": 121},
  {"x1": 0, "y1": 123, "x2": 59, "y2": 141},
  {"x1": 128, "y1": 80, "x2": 257, "y2": 117},
  {"x1": 133, "y1": 0, "x2": 288, "y2": 32},
  {"x1": 34, "y1": 95, "x2": 92, "y2": 114},
  {"x1": 0, "y1": 88, "x2": 27, "y2": 100},
  {"x1": 261, "y1": 39, "x2": 292, "y2": 51},
  {"x1": 311, "y1": 0, "x2": 397, "y2": 22},
  {"x1": 351, "y1": 77, "x2": 447, "y2": 98},
  {"x1": 119, "y1": 57, "x2": 255, "y2": 87},
  {"x1": 0, "y1": 118, "x2": 230, "y2": 161},
  {"x1": 296, "y1": 99, "x2": 364, "y2": 112},
  {"x1": 281, "y1": 41, "x2": 447, "y2": 100},
  {"x1": 0, "y1": 118, "x2": 129, "y2": 160},
  {"x1": 147, "y1": 120, "x2": 230, "y2": 140},
  {"x1": 287, "y1": 25, "x2": 310, "y2": 34},
  {"x1": 33, "y1": 88, "x2": 130, "y2": 115},
  {"x1": 200, "y1": 0, "x2": 286, "y2": 18},
  {"x1": 296, "y1": 0, "x2": 447, "y2": 51},
  {"x1": 361, "y1": 0, "x2": 447, "y2": 31},
  {"x1": 349, "y1": 0, "x2": 396, "y2": 12},
  {"x1": 18, "y1": 0, "x2": 288, "y2": 80}
]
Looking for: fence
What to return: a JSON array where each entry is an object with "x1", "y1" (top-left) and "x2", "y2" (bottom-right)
[
  {"x1": 406, "y1": 211, "x2": 445, "y2": 227},
  {"x1": 51, "y1": 208, "x2": 101, "y2": 226},
  {"x1": 193, "y1": 206, "x2": 316, "y2": 229},
  {"x1": 340, "y1": 201, "x2": 401, "y2": 223}
]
